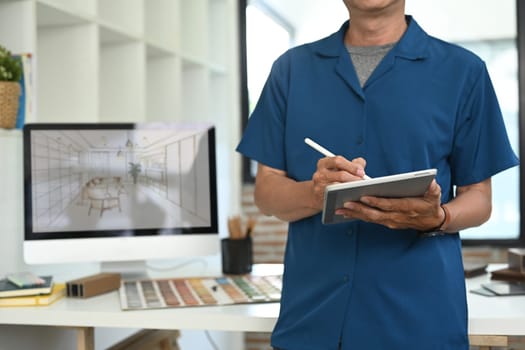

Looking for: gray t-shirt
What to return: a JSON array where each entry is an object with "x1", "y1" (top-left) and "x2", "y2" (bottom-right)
[{"x1": 347, "y1": 42, "x2": 396, "y2": 87}]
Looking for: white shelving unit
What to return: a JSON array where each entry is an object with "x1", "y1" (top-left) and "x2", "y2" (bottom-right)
[{"x1": 0, "y1": 0, "x2": 237, "y2": 124}]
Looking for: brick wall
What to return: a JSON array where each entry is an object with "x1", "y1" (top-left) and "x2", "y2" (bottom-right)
[
  {"x1": 242, "y1": 184, "x2": 286, "y2": 350},
  {"x1": 242, "y1": 184, "x2": 288, "y2": 264},
  {"x1": 244, "y1": 332, "x2": 273, "y2": 350}
]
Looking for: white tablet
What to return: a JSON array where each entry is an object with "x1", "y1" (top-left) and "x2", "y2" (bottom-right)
[{"x1": 322, "y1": 169, "x2": 437, "y2": 224}]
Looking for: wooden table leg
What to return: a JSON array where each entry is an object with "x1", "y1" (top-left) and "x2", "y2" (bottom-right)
[
  {"x1": 469, "y1": 335, "x2": 509, "y2": 349},
  {"x1": 107, "y1": 329, "x2": 180, "y2": 350},
  {"x1": 76, "y1": 327, "x2": 95, "y2": 350}
]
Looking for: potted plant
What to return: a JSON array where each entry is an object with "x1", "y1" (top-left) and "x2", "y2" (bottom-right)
[
  {"x1": 0, "y1": 45, "x2": 22, "y2": 129},
  {"x1": 128, "y1": 162, "x2": 142, "y2": 184}
]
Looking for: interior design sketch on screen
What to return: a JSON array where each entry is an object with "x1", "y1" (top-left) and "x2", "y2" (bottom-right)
[{"x1": 29, "y1": 126, "x2": 212, "y2": 233}]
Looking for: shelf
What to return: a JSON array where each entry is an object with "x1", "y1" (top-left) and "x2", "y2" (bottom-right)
[
  {"x1": 97, "y1": 0, "x2": 143, "y2": 37},
  {"x1": 99, "y1": 22, "x2": 141, "y2": 46},
  {"x1": 39, "y1": 0, "x2": 96, "y2": 17},
  {"x1": 0, "y1": 1, "x2": 35, "y2": 53},
  {"x1": 208, "y1": 0, "x2": 228, "y2": 66},
  {"x1": 181, "y1": 54, "x2": 227, "y2": 75},
  {"x1": 144, "y1": 0, "x2": 179, "y2": 51},
  {"x1": 145, "y1": 40, "x2": 178, "y2": 59},
  {"x1": 99, "y1": 41, "x2": 146, "y2": 122},
  {"x1": 37, "y1": 22, "x2": 98, "y2": 122},
  {"x1": 180, "y1": 0, "x2": 208, "y2": 60},
  {"x1": 181, "y1": 65, "x2": 210, "y2": 121},
  {"x1": 0, "y1": 128, "x2": 22, "y2": 137},
  {"x1": 146, "y1": 55, "x2": 180, "y2": 121},
  {"x1": 36, "y1": 1, "x2": 92, "y2": 27}
]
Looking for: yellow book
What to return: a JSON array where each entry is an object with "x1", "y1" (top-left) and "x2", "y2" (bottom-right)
[{"x1": 0, "y1": 283, "x2": 66, "y2": 307}]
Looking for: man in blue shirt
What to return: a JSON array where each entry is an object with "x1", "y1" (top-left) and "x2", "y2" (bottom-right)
[{"x1": 236, "y1": 0, "x2": 519, "y2": 349}]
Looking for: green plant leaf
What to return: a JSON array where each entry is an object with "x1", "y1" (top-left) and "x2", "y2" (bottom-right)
[{"x1": 0, "y1": 45, "x2": 22, "y2": 82}]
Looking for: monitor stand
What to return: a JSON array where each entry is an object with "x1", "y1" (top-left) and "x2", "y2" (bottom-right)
[{"x1": 100, "y1": 260, "x2": 150, "y2": 280}]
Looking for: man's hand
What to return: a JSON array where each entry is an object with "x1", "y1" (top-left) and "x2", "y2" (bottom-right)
[
  {"x1": 253, "y1": 156, "x2": 369, "y2": 222},
  {"x1": 335, "y1": 180, "x2": 445, "y2": 231},
  {"x1": 311, "y1": 156, "x2": 368, "y2": 210}
]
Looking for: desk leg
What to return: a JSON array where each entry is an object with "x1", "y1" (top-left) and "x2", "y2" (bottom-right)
[
  {"x1": 469, "y1": 335, "x2": 509, "y2": 350},
  {"x1": 76, "y1": 327, "x2": 95, "y2": 350},
  {"x1": 107, "y1": 329, "x2": 180, "y2": 350}
]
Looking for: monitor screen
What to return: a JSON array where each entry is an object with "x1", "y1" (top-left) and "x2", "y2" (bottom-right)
[{"x1": 22, "y1": 122, "x2": 219, "y2": 271}]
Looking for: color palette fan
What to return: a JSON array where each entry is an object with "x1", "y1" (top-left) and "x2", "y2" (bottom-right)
[{"x1": 119, "y1": 275, "x2": 282, "y2": 310}]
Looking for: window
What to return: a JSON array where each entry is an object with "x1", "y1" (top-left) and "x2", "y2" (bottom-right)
[
  {"x1": 404, "y1": 1, "x2": 521, "y2": 244},
  {"x1": 240, "y1": 0, "x2": 294, "y2": 181}
]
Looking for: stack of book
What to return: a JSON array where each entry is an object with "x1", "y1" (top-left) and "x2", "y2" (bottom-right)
[
  {"x1": 491, "y1": 248, "x2": 525, "y2": 283},
  {"x1": 0, "y1": 273, "x2": 65, "y2": 307}
]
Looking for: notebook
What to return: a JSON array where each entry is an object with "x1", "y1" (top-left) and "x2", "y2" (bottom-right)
[{"x1": 0, "y1": 275, "x2": 53, "y2": 298}]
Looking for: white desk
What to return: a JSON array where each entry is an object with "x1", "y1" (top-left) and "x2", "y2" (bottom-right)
[
  {"x1": 467, "y1": 277, "x2": 525, "y2": 336},
  {"x1": 0, "y1": 264, "x2": 524, "y2": 349}
]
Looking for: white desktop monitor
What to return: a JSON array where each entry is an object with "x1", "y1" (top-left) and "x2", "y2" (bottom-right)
[{"x1": 22, "y1": 122, "x2": 219, "y2": 274}]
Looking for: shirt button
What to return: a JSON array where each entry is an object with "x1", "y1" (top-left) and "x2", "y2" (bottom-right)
[
  {"x1": 356, "y1": 136, "x2": 364, "y2": 145},
  {"x1": 343, "y1": 275, "x2": 349, "y2": 283},
  {"x1": 347, "y1": 229, "x2": 353, "y2": 237}
]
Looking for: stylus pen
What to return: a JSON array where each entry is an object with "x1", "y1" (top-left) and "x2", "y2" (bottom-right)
[{"x1": 304, "y1": 137, "x2": 372, "y2": 179}]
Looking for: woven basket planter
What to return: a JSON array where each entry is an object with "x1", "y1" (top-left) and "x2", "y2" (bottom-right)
[{"x1": 0, "y1": 81, "x2": 21, "y2": 129}]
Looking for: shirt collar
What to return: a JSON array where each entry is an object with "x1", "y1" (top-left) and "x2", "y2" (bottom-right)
[{"x1": 313, "y1": 15, "x2": 429, "y2": 61}]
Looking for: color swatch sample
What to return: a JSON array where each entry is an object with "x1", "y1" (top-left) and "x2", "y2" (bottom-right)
[{"x1": 119, "y1": 275, "x2": 282, "y2": 310}]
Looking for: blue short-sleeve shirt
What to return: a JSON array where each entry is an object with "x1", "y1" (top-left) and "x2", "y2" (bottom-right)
[{"x1": 237, "y1": 17, "x2": 519, "y2": 350}]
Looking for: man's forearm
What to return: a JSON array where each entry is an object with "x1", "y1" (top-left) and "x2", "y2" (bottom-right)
[
  {"x1": 255, "y1": 173, "x2": 321, "y2": 222},
  {"x1": 443, "y1": 179, "x2": 492, "y2": 233}
]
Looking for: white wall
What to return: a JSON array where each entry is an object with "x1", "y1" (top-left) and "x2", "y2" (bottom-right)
[{"x1": 406, "y1": 0, "x2": 516, "y2": 41}]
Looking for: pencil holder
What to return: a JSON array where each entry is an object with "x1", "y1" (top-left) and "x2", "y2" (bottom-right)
[{"x1": 221, "y1": 236, "x2": 253, "y2": 275}]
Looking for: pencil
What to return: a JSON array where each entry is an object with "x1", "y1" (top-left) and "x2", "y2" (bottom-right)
[{"x1": 304, "y1": 138, "x2": 372, "y2": 180}]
